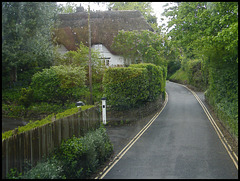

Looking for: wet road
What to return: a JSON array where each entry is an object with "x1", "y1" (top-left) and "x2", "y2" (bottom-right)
[{"x1": 103, "y1": 82, "x2": 238, "y2": 179}]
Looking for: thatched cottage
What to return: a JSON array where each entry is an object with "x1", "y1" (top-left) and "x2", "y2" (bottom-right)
[{"x1": 54, "y1": 7, "x2": 153, "y2": 66}]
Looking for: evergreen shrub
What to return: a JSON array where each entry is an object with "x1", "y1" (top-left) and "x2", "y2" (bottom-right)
[
  {"x1": 19, "y1": 87, "x2": 34, "y2": 108},
  {"x1": 130, "y1": 63, "x2": 166, "y2": 101},
  {"x1": 31, "y1": 65, "x2": 86, "y2": 104},
  {"x1": 54, "y1": 126, "x2": 113, "y2": 179},
  {"x1": 186, "y1": 59, "x2": 205, "y2": 90},
  {"x1": 103, "y1": 67, "x2": 149, "y2": 110},
  {"x1": 103, "y1": 63, "x2": 166, "y2": 110}
]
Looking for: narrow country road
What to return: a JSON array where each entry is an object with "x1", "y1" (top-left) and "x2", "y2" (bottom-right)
[{"x1": 102, "y1": 82, "x2": 238, "y2": 179}]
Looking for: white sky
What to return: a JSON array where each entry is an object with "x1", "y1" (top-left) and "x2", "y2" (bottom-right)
[{"x1": 57, "y1": 2, "x2": 177, "y2": 31}]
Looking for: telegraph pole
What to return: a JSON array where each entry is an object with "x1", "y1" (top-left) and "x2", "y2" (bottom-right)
[{"x1": 88, "y1": 4, "x2": 93, "y2": 104}]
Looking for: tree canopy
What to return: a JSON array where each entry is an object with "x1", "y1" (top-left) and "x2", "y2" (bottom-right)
[
  {"x1": 2, "y1": 2, "x2": 59, "y2": 88},
  {"x1": 111, "y1": 30, "x2": 170, "y2": 67},
  {"x1": 108, "y1": 2, "x2": 158, "y2": 30},
  {"x1": 163, "y1": 2, "x2": 238, "y2": 62}
]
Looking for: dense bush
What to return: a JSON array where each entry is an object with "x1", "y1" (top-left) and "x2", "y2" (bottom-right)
[
  {"x1": 31, "y1": 65, "x2": 86, "y2": 104},
  {"x1": 18, "y1": 87, "x2": 34, "y2": 108},
  {"x1": 186, "y1": 59, "x2": 206, "y2": 90},
  {"x1": 55, "y1": 43, "x2": 106, "y2": 85},
  {"x1": 205, "y1": 61, "x2": 238, "y2": 137},
  {"x1": 129, "y1": 63, "x2": 167, "y2": 101},
  {"x1": 53, "y1": 126, "x2": 113, "y2": 179},
  {"x1": 167, "y1": 60, "x2": 181, "y2": 79},
  {"x1": 20, "y1": 159, "x2": 65, "y2": 179},
  {"x1": 103, "y1": 67, "x2": 149, "y2": 110},
  {"x1": 103, "y1": 64, "x2": 167, "y2": 110}
]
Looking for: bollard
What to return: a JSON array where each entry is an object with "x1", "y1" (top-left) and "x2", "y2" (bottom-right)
[{"x1": 101, "y1": 97, "x2": 107, "y2": 124}]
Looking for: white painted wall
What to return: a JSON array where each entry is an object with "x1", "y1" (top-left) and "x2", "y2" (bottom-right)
[
  {"x1": 56, "y1": 43, "x2": 125, "y2": 67},
  {"x1": 91, "y1": 44, "x2": 124, "y2": 67}
]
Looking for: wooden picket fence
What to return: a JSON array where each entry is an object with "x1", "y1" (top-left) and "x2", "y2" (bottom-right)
[{"x1": 2, "y1": 106, "x2": 101, "y2": 178}]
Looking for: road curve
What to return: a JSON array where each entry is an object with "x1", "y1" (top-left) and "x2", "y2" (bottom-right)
[{"x1": 102, "y1": 82, "x2": 238, "y2": 179}]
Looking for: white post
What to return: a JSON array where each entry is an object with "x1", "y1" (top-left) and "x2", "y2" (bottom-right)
[{"x1": 101, "y1": 98, "x2": 106, "y2": 124}]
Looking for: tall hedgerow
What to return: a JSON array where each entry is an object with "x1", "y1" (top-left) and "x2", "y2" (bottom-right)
[
  {"x1": 103, "y1": 67, "x2": 149, "y2": 110},
  {"x1": 130, "y1": 63, "x2": 166, "y2": 101},
  {"x1": 103, "y1": 63, "x2": 166, "y2": 110},
  {"x1": 31, "y1": 65, "x2": 86, "y2": 105}
]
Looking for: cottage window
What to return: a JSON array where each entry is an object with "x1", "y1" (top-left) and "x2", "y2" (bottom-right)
[{"x1": 106, "y1": 60, "x2": 110, "y2": 66}]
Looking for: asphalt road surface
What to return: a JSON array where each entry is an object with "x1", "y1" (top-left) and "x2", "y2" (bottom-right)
[{"x1": 103, "y1": 82, "x2": 238, "y2": 179}]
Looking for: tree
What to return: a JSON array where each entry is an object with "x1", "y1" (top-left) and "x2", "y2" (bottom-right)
[
  {"x1": 108, "y1": 2, "x2": 158, "y2": 30},
  {"x1": 57, "y1": 2, "x2": 77, "y2": 14},
  {"x1": 111, "y1": 30, "x2": 169, "y2": 67},
  {"x1": 31, "y1": 65, "x2": 86, "y2": 105},
  {"x1": 163, "y1": 2, "x2": 238, "y2": 63},
  {"x1": 2, "y1": 2, "x2": 59, "y2": 88},
  {"x1": 55, "y1": 43, "x2": 105, "y2": 89},
  {"x1": 163, "y1": 2, "x2": 238, "y2": 136}
]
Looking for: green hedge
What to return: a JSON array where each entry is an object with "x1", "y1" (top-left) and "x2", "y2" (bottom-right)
[
  {"x1": 53, "y1": 126, "x2": 113, "y2": 179},
  {"x1": 103, "y1": 63, "x2": 166, "y2": 110},
  {"x1": 103, "y1": 67, "x2": 149, "y2": 110},
  {"x1": 31, "y1": 65, "x2": 86, "y2": 104},
  {"x1": 130, "y1": 63, "x2": 166, "y2": 101},
  {"x1": 205, "y1": 62, "x2": 238, "y2": 137},
  {"x1": 186, "y1": 59, "x2": 206, "y2": 90}
]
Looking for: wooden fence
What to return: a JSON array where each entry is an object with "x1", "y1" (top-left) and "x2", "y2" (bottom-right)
[{"x1": 2, "y1": 106, "x2": 101, "y2": 178}]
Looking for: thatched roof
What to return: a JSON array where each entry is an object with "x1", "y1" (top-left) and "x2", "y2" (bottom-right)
[{"x1": 54, "y1": 10, "x2": 153, "y2": 54}]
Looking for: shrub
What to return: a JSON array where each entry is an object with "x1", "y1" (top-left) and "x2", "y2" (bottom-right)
[
  {"x1": 31, "y1": 65, "x2": 86, "y2": 104},
  {"x1": 130, "y1": 63, "x2": 166, "y2": 101},
  {"x1": 103, "y1": 67, "x2": 149, "y2": 110},
  {"x1": 186, "y1": 59, "x2": 205, "y2": 90},
  {"x1": 205, "y1": 62, "x2": 238, "y2": 137},
  {"x1": 19, "y1": 87, "x2": 34, "y2": 108},
  {"x1": 54, "y1": 126, "x2": 113, "y2": 179},
  {"x1": 2, "y1": 88, "x2": 22, "y2": 104},
  {"x1": 20, "y1": 158, "x2": 65, "y2": 179},
  {"x1": 167, "y1": 60, "x2": 181, "y2": 79}
]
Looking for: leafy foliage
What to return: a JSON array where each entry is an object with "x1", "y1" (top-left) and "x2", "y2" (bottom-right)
[
  {"x1": 55, "y1": 42, "x2": 106, "y2": 85},
  {"x1": 111, "y1": 30, "x2": 169, "y2": 66},
  {"x1": 103, "y1": 63, "x2": 166, "y2": 110},
  {"x1": 18, "y1": 87, "x2": 34, "y2": 108},
  {"x1": 129, "y1": 63, "x2": 166, "y2": 101},
  {"x1": 164, "y1": 2, "x2": 238, "y2": 136},
  {"x1": 186, "y1": 59, "x2": 206, "y2": 90},
  {"x1": 2, "y1": 2, "x2": 59, "y2": 88},
  {"x1": 7, "y1": 126, "x2": 112, "y2": 179},
  {"x1": 54, "y1": 126, "x2": 113, "y2": 179},
  {"x1": 20, "y1": 158, "x2": 65, "y2": 179},
  {"x1": 167, "y1": 59, "x2": 181, "y2": 79},
  {"x1": 107, "y1": 2, "x2": 158, "y2": 30},
  {"x1": 31, "y1": 65, "x2": 86, "y2": 104},
  {"x1": 103, "y1": 67, "x2": 149, "y2": 110},
  {"x1": 57, "y1": 2, "x2": 77, "y2": 14}
]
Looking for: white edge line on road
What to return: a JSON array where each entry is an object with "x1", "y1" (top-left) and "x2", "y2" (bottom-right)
[
  {"x1": 171, "y1": 81, "x2": 238, "y2": 170},
  {"x1": 95, "y1": 92, "x2": 169, "y2": 179}
]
